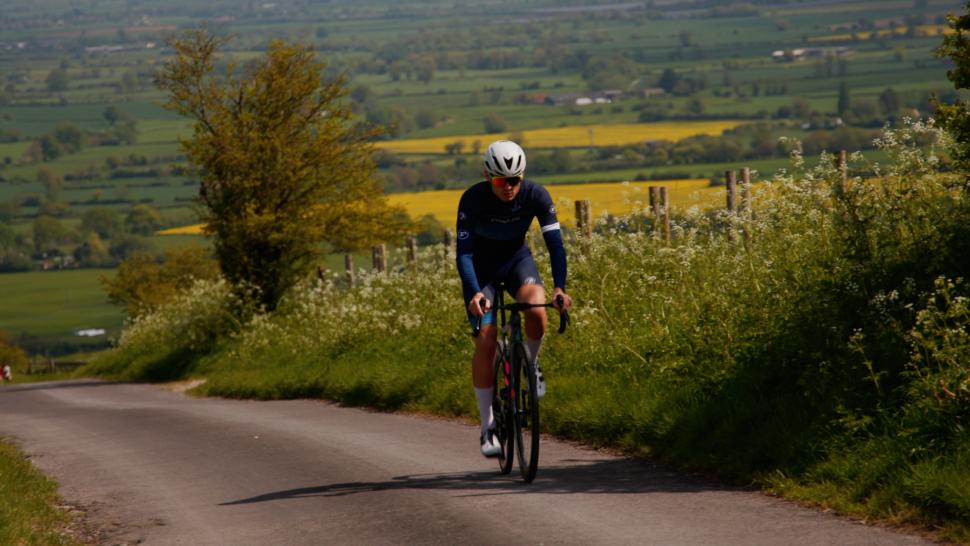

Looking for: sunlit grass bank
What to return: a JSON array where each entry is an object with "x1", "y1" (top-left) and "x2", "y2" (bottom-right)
[
  {"x1": 0, "y1": 439, "x2": 79, "y2": 546},
  {"x1": 87, "y1": 121, "x2": 970, "y2": 542}
]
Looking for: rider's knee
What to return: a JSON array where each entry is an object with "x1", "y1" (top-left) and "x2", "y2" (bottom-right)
[
  {"x1": 517, "y1": 283, "x2": 545, "y2": 304},
  {"x1": 524, "y1": 307, "x2": 548, "y2": 333}
]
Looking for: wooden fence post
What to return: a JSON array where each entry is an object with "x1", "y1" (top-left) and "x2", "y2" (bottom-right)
[
  {"x1": 406, "y1": 236, "x2": 418, "y2": 264},
  {"x1": 372, "y1": 244, "x2": 386, "y2": 273},
  {"x1": 835, "y1": 150, "x2": 847, "y2": 197},
  {"x1": 649, "y1": 186, "x2": 661, "y2": 239},
  {"x1": 725, "y1": 170, "x2": 737, "y2": 213},
  {"x1": 659, "y1": 186, "x2": 671, "y2": 244},
  {"x1": 740, "y1": 167, "x2": 752, "y2": 245},
  {"x1": 344, "y1": 253, "x2": 355, "y2": 286},
  {"x1": 444, "y1": 230, "x2": 454, "y2": 258},
  {"x1": 726, "y1": 170, "x2": 738, "y2": 242},
  {"x1": 574, "y1": 199, "x2": 592, "y2": 238}
]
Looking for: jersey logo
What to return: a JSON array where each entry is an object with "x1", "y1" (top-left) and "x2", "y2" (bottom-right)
[
  {"x1": 549, "y1": 205, "x2": 556, "y2": 214},
  {"x1": 458, "y1": 211, "x2": 467, "y2": 220},
  {"x1": 490, "y1": 216, "x2": 521, "y2": 224},
  {"x1": 458, "y1": 230, "x2": 470, "y2": 240}
]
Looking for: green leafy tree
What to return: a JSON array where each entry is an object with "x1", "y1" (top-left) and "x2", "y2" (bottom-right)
[
  {"x1": 155, "y1": 29, "x2": 410, "y2": 310},
  {"x1": 936, "y1": 2, "x2": 970, "y2": 172},
  {"x1": 108, "y1": 235, "x2": 152, "y2": 261},
  {"x1": 103, "y1": 105, "x2": 122, "y2": 125},
  {"x1": 32, "y1": 215, "x2": 66, "y2": 253},
  {"x1": 45, "y1": 68, "x2": 69, "y2": 92},
  {"x1": 483, "y1": 113, "x2": 507, "y2": 133},
  {"x1": 119, "y1": 70, "x2": 139, "y2": 93},
  {"x1": 53, "y1": 123, "x2": 84, "y2": 153},
  {"x1": 678, "y1": 30, "x2": 694, "y2": 48},
  {"x1": 80, "y1": 208, "x2": 123, "y2": 240},
  {"x1": 657, "y1": 68, "x2": 680, "y2": 93},
  {"x1": 124, "y1": 204, "x2": 162, "y2": 235},
  {"x1": 416, "y1": 60, "x2": 434, "y2": 84},
  {"x1": 37, "y1": 136, "x2": 62, "y2": 161},
  {"x1": 103, "y1": 248, "x2": 220, "y2": 317},
  {"x1": 837, "y1": 80, "x2": 851, "y2": 117},
  {"x1": 36, "y1": 167, "x2": 62, "y2": 202},
  {"x1": 415, "y1": 110, "x2": 437, "y2": 130},
  {"x1": 878, "y1": 87, "x2": 900, "y2": 116},
  {"x1": 0, "y1": 331, "x2": 28, "y2": 374},
  {"x1": 73, "y1": 232, "x2": 110, "y2": 267}
]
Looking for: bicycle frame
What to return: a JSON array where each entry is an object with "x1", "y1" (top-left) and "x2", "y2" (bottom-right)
[{"x1": 472, "y1": 283, "x2": 568, "y2": 482}]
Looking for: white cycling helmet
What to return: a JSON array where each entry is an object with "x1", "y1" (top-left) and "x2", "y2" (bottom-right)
[{"x1": 483, "y1": 140, "x2": 526, "y2": 178}]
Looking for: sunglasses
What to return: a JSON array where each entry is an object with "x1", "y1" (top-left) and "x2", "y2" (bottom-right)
[{"x1": 491, "y1": 175, "x2": 522, "y2": 188}]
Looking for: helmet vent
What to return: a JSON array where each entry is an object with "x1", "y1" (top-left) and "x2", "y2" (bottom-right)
[{"x1": 504, "y1": 156, "x2": 514, "y2": 169}]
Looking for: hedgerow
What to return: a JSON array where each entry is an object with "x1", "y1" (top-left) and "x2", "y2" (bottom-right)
[{"x1": 86, "y1": 119, "x2": 970, "y2": 541}]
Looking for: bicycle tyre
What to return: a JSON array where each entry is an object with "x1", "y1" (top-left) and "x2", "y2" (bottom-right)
[
  {"x1": 512, "y1": 342, "x2": 540, "y2": 483},
  {"x1": 492, "y1": 344, "x2": 514, "y2": 475}
]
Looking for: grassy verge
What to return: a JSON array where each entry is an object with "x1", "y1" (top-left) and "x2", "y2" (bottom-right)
[
  {"x1": 82, "y1": 123, "x2": 970, "y2": 543},
  {"x1": 0, "y1": 438, "x2": 80, "y2": 546}
]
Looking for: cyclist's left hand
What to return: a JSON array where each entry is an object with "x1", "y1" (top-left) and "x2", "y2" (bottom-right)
[{"x1": 552, "y1": 288, "x2": 572, "y2": 312}]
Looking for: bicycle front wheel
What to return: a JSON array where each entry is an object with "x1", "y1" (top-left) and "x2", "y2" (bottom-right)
[
  {"x1": 512, "y1": 342, "x2": 540, "y2": 483},
  {"x1": 493, "y1": 344, "x2": 514, "y2": 475}
]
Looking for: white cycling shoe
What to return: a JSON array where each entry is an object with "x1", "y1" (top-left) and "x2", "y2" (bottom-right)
[
  {"x1": 534, "y1": 362, "x2": 546, "y2": 400},
  {"x1": 480, "y1": 428, "x2": 501, "y2": 458}
]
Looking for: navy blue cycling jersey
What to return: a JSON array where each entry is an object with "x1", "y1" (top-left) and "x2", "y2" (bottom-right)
[{"x1": 455, "y1": 179, "x2": 567, "y2": 296}]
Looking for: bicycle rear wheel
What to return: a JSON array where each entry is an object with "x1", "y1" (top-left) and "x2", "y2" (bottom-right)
[
  {"x1": 512, "y1": 342, "x2": 540, "y2": 483},
  {"x1": 492, "y1": 344, "x2": 514, "y2": 475}
]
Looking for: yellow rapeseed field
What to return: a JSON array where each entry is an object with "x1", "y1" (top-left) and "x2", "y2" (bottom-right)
[
  {"x1": 157, "y1": 179, "x2": 722, "y2": 236},
  {"x1": 808, "y1": 25, "x2": 949, "y2": 43},
  {"x1": 392, "y1": 179, "x2": 720, "y2": 226},
  {"x1": 376, "y1": 121, "x2": 745, "y2": 155}
]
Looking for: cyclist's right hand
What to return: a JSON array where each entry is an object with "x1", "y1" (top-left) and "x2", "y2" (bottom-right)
[{"x1": 468, "y1": 292, "x2": 491, "y2": 317}]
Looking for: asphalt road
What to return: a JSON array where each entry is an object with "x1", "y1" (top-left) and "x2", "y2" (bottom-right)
[{"x1": 0, "y1": 380, "x2": 936, "y2": 546}]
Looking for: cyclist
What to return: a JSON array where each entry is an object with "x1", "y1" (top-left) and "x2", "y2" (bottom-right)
[{"x1": 456, "y1": 140, "x2": 573, "y2": 458}]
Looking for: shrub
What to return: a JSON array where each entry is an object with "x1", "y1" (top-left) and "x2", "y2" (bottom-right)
[{"x1": 102, "y1": 247, "x2": 220, "y2": 318}]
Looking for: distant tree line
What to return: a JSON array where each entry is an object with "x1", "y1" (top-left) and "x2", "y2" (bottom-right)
[
  {"x1": 0, "y1": 201, "x2": 166, "y2": 272},
  {"x1": 13, "y1": 107, "x2": 137, "y2": 165},
  {"x1": 375, "y1": 122, "x2": 885, "y2": 193}
]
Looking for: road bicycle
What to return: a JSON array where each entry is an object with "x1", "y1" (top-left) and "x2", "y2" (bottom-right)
[{"x1": 473, "y1": 284, "x2": 568, "y2": 483}]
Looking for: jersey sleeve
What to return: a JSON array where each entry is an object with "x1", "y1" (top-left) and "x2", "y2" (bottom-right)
[
  {"x1": 455, "y1": 191, "x2": 481, "y2": 294},
  {"x1": 533, "y1": 185, "x2": 567, "y2": 290}
]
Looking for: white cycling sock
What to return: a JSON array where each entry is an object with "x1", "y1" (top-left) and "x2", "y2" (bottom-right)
[
  {"x1": 474, "y1": 386, "x2": 494, "y2": 433},
  {"x1": 525, "y1": 336, "x2": 543, "y2": 366}
]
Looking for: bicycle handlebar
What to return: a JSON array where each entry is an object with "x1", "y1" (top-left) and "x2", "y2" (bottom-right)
[{"x1": 471, "y1": 295, "x2": 569, "y2": 337}]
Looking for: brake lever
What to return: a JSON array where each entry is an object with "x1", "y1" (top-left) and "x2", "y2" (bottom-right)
[
  {"x1": 555, "y1": 295, "x2": 569, "y2": 334},
  {"x1": 471, "y1": 297, "x2": 489, "y2": 337}
]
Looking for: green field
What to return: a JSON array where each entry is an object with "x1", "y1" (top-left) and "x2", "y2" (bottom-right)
[
  {"x1": 0, "y1": 269, "x2": 122, "y2": 339},
  {"x1": 0, "y1": 0, "x2": 964, "y2": 350}
]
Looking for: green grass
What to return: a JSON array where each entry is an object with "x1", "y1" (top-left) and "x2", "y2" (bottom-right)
[
  {"x1": 0, "y1": 438, "x2": 79, "y2": 546},
  {"x1": 83, "y1": 124, "x2": 970, "y2": 542},
  {"x1": 0, "y1": 269, "x2": 122, "y2": 339}
]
